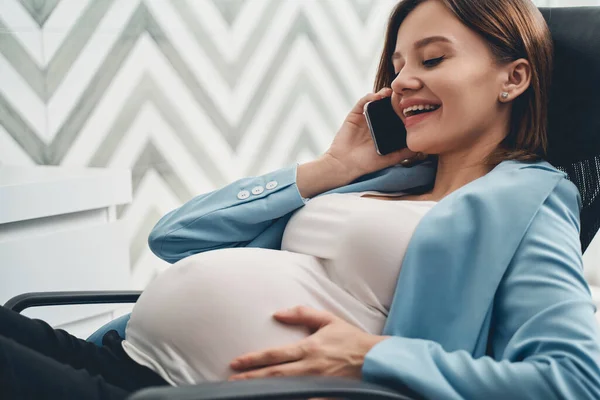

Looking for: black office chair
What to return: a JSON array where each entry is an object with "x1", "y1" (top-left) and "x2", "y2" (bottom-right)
[{"x1": 5, "y1": 6, "x2": 600, "y2": 400}]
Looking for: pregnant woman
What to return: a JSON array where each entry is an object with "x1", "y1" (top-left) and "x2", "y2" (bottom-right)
[
  {"x1": 123, "y1": 185, "x2": 438, "y2": 383},
  {"x1": 2, "y1": 0, "x2": 600, "y2": 399}
]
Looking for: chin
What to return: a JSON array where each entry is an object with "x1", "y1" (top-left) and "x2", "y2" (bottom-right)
[
  {"x1": 405, "y1": 136, "x2": 429, "y2": 154},
  {"x1": 406, "y1": 132, "x2": 444, "y2": 155}
]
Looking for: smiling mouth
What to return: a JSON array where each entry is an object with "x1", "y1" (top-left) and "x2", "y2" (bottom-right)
[
  {"x1": 403, "y1": 106, "x2": 441, "y2": 127},
  {"x1": 403, "y1": 104, "x2": 441, "y2": 118}
]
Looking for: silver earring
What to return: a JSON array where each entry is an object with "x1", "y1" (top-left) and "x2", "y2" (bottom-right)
[{"x1": 501, "y1": 92, "x2": 509, "y2": 99}]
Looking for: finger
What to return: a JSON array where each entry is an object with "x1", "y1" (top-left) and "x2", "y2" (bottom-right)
[
  {"x1": 229, "y1": 360, "x2": 319, "y2": 381},
  {"x1": 352, "y1": 89, "x2": 392, "y2": 115},
  {"x1": 377, "y1": 87, "x2": 392, "y2": 96},
  {"x1": 273, "y1": 306, "x2": 337, "y2": 330},
  {"x1": 230, "y1": 344, "x2": 305, "y2": 371}
]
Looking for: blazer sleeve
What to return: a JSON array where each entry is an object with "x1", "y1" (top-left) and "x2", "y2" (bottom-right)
[
  {"x1": 148, "y1": 165, "x2": 307, "y2": 264},
  {"x1": 362, "y1": 177, "x2": 600, "y2": 400}
]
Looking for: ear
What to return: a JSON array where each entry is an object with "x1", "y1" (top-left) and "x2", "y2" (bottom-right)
[{"x1": 499, "y1": 58, "x2": 531, "y2": 102}]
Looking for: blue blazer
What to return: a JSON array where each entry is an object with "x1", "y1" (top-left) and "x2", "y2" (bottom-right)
[{"x1": 94, "y1": 160, "x2": 600, "y2": 399}]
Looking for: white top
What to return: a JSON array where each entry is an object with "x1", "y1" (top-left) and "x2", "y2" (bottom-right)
[{"x1": 122, "y1": 192, "x2": 437, "y2": 385}]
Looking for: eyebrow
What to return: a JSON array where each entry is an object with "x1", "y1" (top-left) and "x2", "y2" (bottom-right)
[{"x1": 391, "y1": 36, "x2": 453, "y2": 61}]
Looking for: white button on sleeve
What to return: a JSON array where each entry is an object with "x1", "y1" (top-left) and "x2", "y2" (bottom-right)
[
  {"x1": 237, "y1": 190, "x2": 250, "y2": 200},
  {"x1": 251, "y1": 186, "x2": 264, "y2": 195},
  {"x1": 265, "y1": 181, "x2": 278, "y2": 190}
]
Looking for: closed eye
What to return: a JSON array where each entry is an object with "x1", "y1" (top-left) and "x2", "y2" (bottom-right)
[
  {"x1": 423, "y1": 56, "x2": 445, "y2": 67},
  {"x1": 392, "y1": 55, "x2": 445, "y2": 79}
]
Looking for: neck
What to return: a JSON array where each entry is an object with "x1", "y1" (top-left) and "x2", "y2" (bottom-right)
[
  {"x1": 426, "y1": 148, "x2": 498, "y2": 201},
  {"x1": 424, "y1": 118, "x2": 509, "y2": 201}
]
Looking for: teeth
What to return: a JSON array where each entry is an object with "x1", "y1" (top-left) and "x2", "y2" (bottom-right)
[{"x1": 403, "y1": 104, "x2": 440, "y2": 117}]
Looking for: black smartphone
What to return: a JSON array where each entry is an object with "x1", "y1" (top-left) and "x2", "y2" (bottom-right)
[{"x1": 363, "y1": 96, "x2": 407, "y2": 155}]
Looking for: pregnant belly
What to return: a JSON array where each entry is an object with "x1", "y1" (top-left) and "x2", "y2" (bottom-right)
[{"x1": 122, "y1": 248, "x2": 385, "y2": 385}]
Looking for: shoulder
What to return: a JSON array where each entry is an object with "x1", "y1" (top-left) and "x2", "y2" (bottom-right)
[
  {"x1": 495, "y1": 160, "x2": 582, "y2": 253},
  {"x1": 485, "y1": 159, "x2": 580, "y2": 209},
  {"x1": 510, "y1": 160, "x2": 580, "y2": 210},
  {"x1": 438, "y1": 160, "x2": 581, "y2": 246},
  {"x1": 499, "y1": 163, "x2": 586, "y2": 297},
  {"x1": 491, "y1": 159, "x2": 566, "y2": 179}
]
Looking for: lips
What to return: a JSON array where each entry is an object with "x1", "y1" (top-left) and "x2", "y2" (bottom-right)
[
  {"x1": 403, "y1": 106, "x2": 441, "y2": 128},
  {"x1": 399, "y1": 99, "x2": 442, "y2": 112}
]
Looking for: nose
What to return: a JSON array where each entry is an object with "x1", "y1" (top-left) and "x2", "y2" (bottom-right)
[{"x1": 390, "y1": 65, "x2": 422, "y2": 94}]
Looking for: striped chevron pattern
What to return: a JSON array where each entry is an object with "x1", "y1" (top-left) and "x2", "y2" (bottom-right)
[
  {"x1": 0, "y1": 0, "x2": 585, "y2": 287},
  {"x1": 0, "y1": 0, "x2": 401, "y2": 287}
]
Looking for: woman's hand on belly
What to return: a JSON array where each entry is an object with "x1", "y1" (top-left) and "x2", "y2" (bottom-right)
[{"x1": 228, "y1": 306, "x2": 389, "y2": 381}]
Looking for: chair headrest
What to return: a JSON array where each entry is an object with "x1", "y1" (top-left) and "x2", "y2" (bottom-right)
[{"x1": 539, "y1": 7, "x2": 600, "y2": 166}]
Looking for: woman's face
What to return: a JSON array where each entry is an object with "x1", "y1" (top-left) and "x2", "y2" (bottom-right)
[{"x1": 390, "y1": 0, "x2": 513, "y2": 157}]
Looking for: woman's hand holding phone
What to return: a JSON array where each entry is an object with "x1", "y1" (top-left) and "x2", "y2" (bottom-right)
[
  {"x1": 297, "y1": 88, "x2": 417, "y2": 199},
  {"x1": 323, "y1": 88, "x2": 417, "y2": 181}
]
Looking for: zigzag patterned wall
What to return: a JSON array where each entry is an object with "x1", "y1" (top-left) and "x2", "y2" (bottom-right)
[
  {"x1": 0, "y1": 0, "x2": 406, "y2": 288},
  {"x1": 0, "y1": 0, "x2": 589, "y2": 289}
]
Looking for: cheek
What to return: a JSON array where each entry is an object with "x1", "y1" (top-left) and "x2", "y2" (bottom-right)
[
  {"x1": 405, "y1": 65, "x2": 497, "y2": 152},
  {"x1": 437, "y1": 60, "x2": 493, "y2": 105},
  {"x1": 436, "y1": 67, "x2": 496, "y2": 127}
]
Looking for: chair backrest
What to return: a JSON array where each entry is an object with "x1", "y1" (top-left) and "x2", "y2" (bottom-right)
[{"x1": 539, "y1": 6, "x2": 600, "y2": 254}]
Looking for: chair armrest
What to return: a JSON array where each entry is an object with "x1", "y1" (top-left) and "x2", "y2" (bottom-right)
[
  {"x1": 128, "y1": 376, "x2": 420, "y2": 400},
  {"x1": 4, "y1": 291, "x2": 142, "y2": 313}
]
